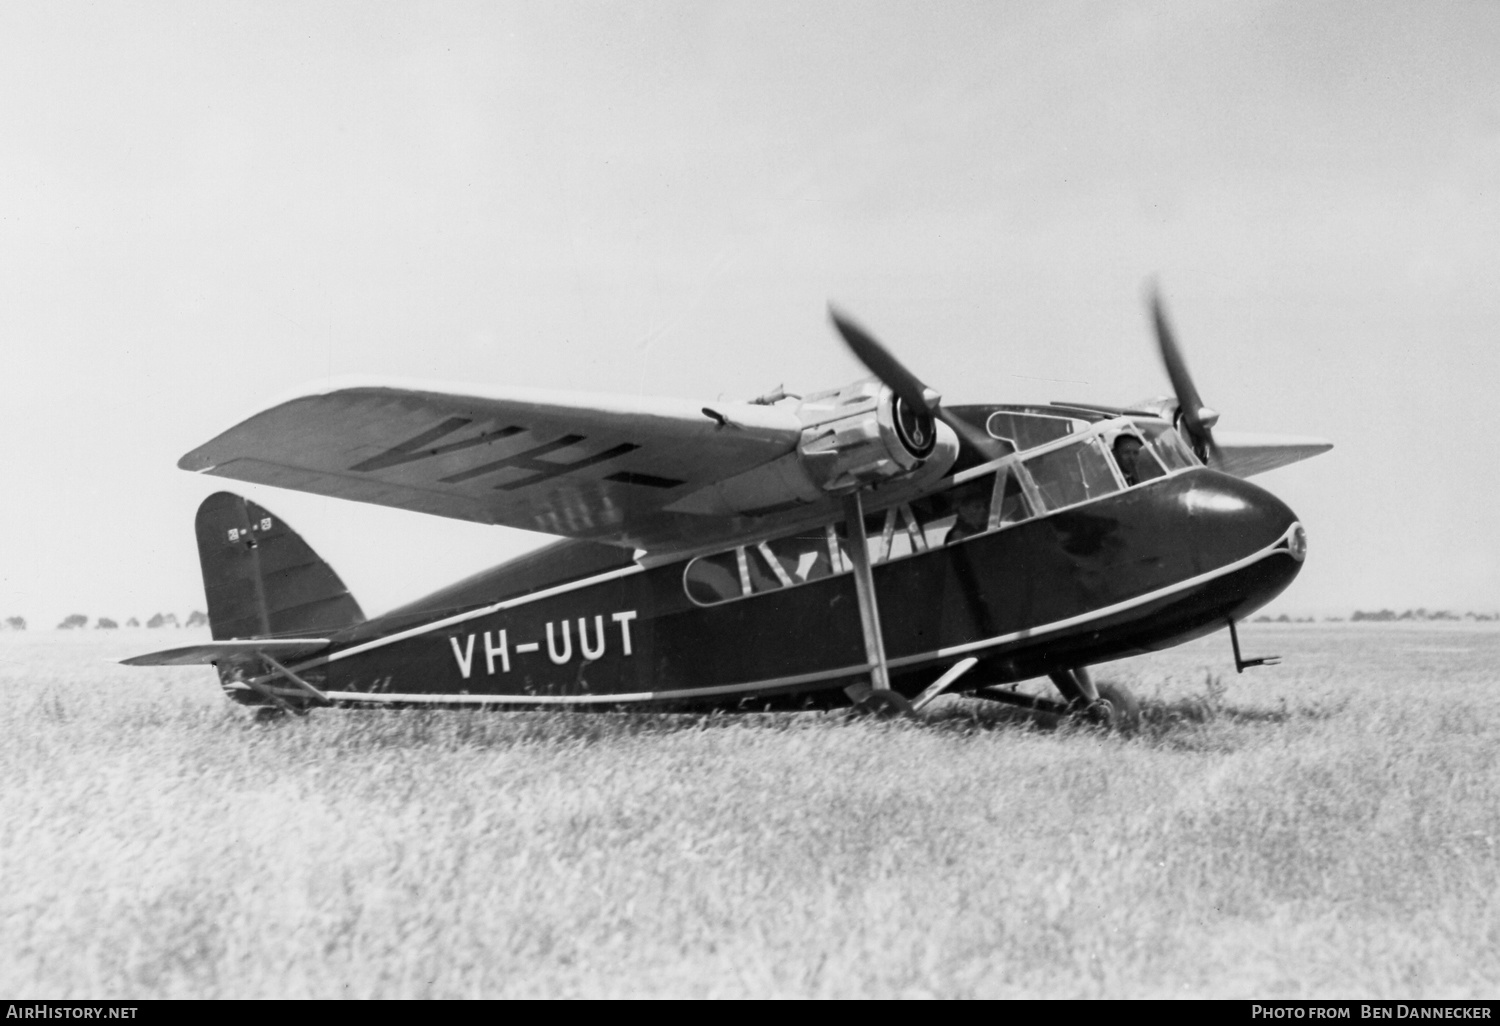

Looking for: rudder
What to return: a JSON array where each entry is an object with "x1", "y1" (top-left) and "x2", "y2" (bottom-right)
[{"x1": 195, "y1": 492, "x2": 364, "y2": 639}]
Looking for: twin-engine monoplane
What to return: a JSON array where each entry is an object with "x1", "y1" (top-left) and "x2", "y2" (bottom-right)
[{"x1": 126, "y1": 291, "x2": 1330, "y2": 726}]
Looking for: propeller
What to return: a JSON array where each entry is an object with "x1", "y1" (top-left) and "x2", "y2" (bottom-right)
[
  {"x1": 1148, "y1": 284, "x2": 1220, "y2": 465},
  {"x1": 828, "y1": 305, "x2": 1003, "y2": 460}
]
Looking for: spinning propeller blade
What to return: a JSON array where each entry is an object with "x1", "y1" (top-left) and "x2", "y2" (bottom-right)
[
  {"x1": 828, "y1": 306, "x2": 1001, "y2": 459},
  {"x1": 1149, "y1": 284, "x2": 1220, "y2": 465}
]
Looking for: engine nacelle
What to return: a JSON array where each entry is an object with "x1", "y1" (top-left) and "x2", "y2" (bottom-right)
[
  {"x1": 796, "y1": 381, "x2": 941, "y2": 492},
  {"x1": 663, "y1": 380, "x2": 958, "y2": 517}
]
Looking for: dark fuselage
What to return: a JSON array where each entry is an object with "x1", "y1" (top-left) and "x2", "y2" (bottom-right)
[{"x1": 296, "y1": 460, "x2": 1304, "y2": 710}]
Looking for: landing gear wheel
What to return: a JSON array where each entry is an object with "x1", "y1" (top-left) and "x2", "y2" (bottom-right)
[
  {"x1": 251, "y1": 705, "x2": 290, "y2": 724},
  {"x1": 1051, "y1": 669, "x2": 1140, "y2": 735},
  {"x1": 1094, "y1": 680, "x2": 1141, "y2": 735},
  {"x1": 1080, "y1": 698, "x2": 1116, "y2": 727}
]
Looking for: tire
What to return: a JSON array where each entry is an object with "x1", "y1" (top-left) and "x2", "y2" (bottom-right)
[{"x1": 1093, "y1": 680, "x2": 1141, "y2": 736}]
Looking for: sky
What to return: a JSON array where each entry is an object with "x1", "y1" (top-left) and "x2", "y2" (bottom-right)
[{"x1": 1, "y1": 0, "x2": 1497, "y2": 628}]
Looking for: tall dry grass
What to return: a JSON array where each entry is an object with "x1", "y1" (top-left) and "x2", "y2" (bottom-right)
[{"x1": 1, "y1": 624, "x2": 1496, "y2": 998}]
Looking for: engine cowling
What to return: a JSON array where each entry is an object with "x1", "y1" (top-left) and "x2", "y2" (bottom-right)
[
  {"x1": 663, "y1": 380, "x2": 958, "y2": 517},
  {"x1": 796, "y1": 381, "x2": 941, "y2": 491}
]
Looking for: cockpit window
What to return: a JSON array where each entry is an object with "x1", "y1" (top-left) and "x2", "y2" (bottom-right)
[
  {"x1": 1139, "y1": 422, "x2": 1198, "y2": 471},
  {"x1": 1024, "y1": 437, "x2": 1121, "y2": 511},
  {"x1": 1110, "y1": 431, "x2": 1167, "y2": 487},
  {"x1": 986, "y1": 411, "x2": 1075, "y2": 452},
  {"x1": 995, "y1": 468, "x2": 1031, "y2": 525}
]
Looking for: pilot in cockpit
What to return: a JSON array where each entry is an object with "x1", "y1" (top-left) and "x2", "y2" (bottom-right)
[{"x1": 1112, "y1": 433, "x2": 1147, "y2": 487}]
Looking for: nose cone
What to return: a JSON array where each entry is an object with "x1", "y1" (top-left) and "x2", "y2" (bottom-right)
[
  {"x1": 1182, "y1": 472, "x2": 1296, "y2": 548},
  {"x1": 1176, "y1": 470, "x2": 1306, "y2": 609}
]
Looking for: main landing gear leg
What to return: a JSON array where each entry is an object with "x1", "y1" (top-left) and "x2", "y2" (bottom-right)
[
  {"x1": 841, "y1": 491, "x2": 913, "y2": 719},
  {"x1": 1049, "y1": 667, "x2": 1139, "y2": 732},
  {"x1": 1048, "y1": 666, "x2": 1100, "y2": 705},
  {"x1": 971, "y1": 671, "x2": 1139, "y2": 733}
]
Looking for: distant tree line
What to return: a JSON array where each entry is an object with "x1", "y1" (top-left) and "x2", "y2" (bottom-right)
[
  {"x1": 1252, "y1": 609, "x2": 1499, "y2": 624},
  {"x1": 0, "y1": 612, "x2": 210, "y2": 630},
  {"x1": 1348, "y1": 608, "x2": 1497, "y2": 622}
]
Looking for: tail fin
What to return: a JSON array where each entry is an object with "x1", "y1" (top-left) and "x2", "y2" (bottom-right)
[{"x1": 195, "y1": 492, "x2": 364, "y2": 639}]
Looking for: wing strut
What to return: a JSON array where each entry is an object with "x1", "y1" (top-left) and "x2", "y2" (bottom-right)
[
  {"x1": 840, "y1": 490, "x2": 896, "y2": 702},
  {"x1": 912, "y1": 656, "x2": 980, "y2": 711}
]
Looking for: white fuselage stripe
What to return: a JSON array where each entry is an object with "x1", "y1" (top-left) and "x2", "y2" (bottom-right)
[
  {"x1": 323, "y1": 563, "x2": 647, "y2": 664},
  {"x1": 309, "y1": 527, "x2": 1297, "y2": 706}
]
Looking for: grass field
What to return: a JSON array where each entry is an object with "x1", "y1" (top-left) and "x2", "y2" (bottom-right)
[{"x1": 2, "y1": 623, "x2": 1497, "y2": 999}]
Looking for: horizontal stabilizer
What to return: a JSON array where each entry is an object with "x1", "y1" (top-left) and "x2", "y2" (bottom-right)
[
  {"x1": 1213, "y1": 432, "x2": 1333, "y2": 478},
  {"x1": 119, "y1": 638, "x2": 331, "y2": 667}
]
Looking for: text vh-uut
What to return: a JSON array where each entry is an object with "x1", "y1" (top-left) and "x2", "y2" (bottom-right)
[{"x1": 449, "y1": 611, "x2": 638, "y2": 677}]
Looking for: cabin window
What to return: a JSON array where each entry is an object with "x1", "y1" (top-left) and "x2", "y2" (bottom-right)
[
  {"x1": 1024, "y1": 437, "x2": 1121, "y2": 511},
  {"x1": 910, "y1": 474, "x2": 995, "y2": 546},
  {"x1": 871, "y1": 505, "x2": 928, "y2": 561},
  {"x1": 746, "y1": 542, "x2": 795, "y2": 594},
  {"x1": 684, "y1": 550, "x2": 744, "y2": 604},
  {"x1": 764, "y1": 529, "x2": 839, "y2": 584},
  {"x1": 682, "y1": 467, "x2": 1041, "y2": 606},
  {"x1": 904, "y1": 468, "x2": 1034, "y2": 547},
  {"x1": 1108, "y1": 430, "x2": 1167, "y2": 487},
  {"x1": 825, "y1": 504, "x2": 937, "y2": 568},
  {"x1": 1139, "y1": 422, "x2": 1198, "y2": 471},
  {"x1": 684, "y1": 527, "x2": 845, "y2": 606}
]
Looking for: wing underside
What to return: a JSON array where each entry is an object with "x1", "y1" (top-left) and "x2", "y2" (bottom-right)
[{"x1": 179, "y1": 379, "x2": 808, "y2": 551}]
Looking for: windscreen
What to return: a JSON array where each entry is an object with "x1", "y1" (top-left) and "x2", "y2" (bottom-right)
[{"x1": 1024, "y1": 438, "x2": 1121, "y2": 511}]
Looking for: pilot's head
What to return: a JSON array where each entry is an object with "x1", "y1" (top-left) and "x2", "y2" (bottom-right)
[{"x1": 1113, "y1": 434, "x2": 1145, "y2": 486}]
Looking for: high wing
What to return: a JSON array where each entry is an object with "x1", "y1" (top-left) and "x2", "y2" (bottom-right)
[
  {"x1": 179, "y1": 378, "x2": 809, "y2": 552},
  {"x1": 1211, "y1": 431, "x2": 1334, "y2": 478}
]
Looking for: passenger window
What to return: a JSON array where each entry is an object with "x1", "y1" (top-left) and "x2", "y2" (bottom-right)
[
  {"x1": 910, "y1": 473, "x2": 1002, "y2": 546},
  {"x1": 870, "y1": 505, "x2": 926, "y2": 562},
  {"x1": 1025, "y1": 439, "x2": 1120, "y2": 511},
  {"x1": 745, "y1": 544, "x2": 789, "y2": 594},
  {"x1": 827, "y1": 504, "x2": 928, "y2": 567},
  {"x1": 765, "y1": 530, "x2": 837, "y2": 583},
  {"x1": 684, "y1": 551, "x2": 744, "y2": 604}
]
